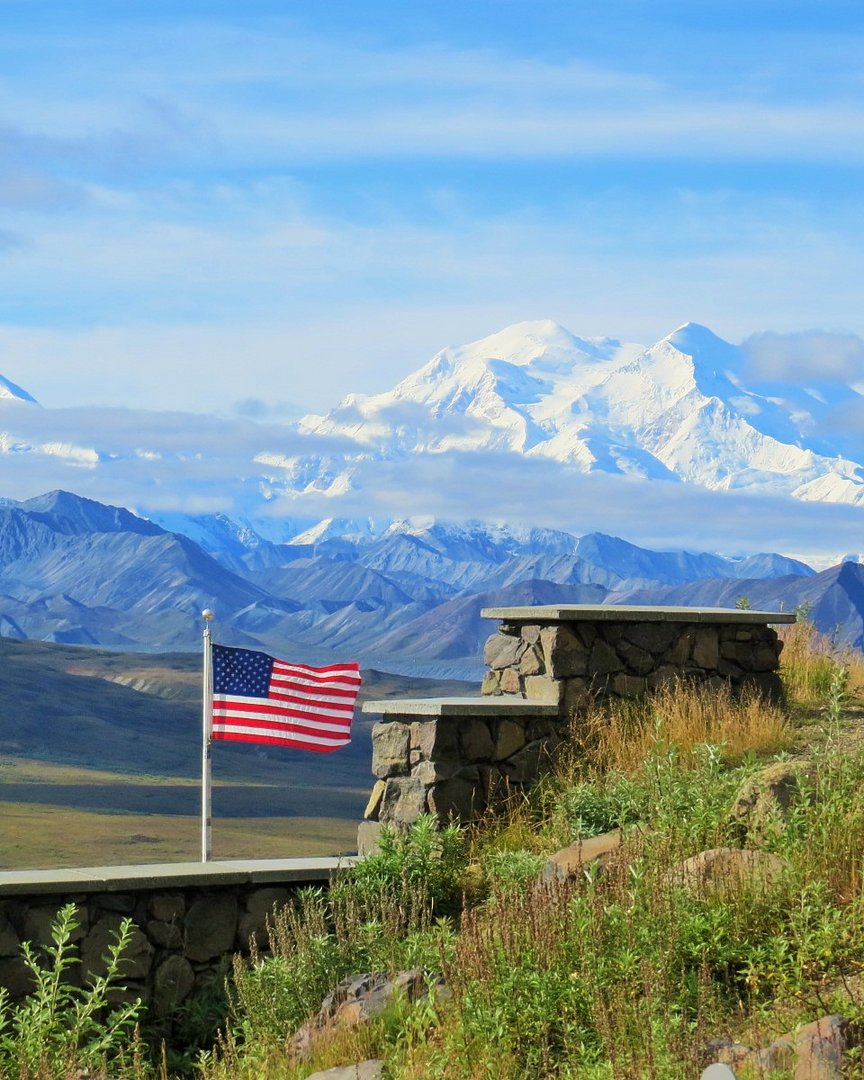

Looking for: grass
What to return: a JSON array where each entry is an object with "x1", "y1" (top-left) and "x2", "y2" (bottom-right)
[{"x1": 0, "y1": 803, "x2": 358, "y2": 868}]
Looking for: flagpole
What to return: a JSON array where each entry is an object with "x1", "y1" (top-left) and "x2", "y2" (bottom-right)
[{"x1": 201, "y1": 609, "x2": 214, "y2": 863}]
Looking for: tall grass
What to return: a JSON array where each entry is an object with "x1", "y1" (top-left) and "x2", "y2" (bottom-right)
[
  {"x1": 779, "y1": 614, "x2": 864, "y2": 705},
  {"x1": 569, "y1": 679, "x2": 792, "y2": 774}
]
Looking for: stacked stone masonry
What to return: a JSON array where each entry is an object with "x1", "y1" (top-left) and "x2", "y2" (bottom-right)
[
  {"x1": 0, "y1": 862, "x2": 346, "y2": 1028},
  {"x1": 481, "y1": 618, "x2": 786, "y2": 708},
  {"x1": 364, "y1": 702, "x2": 566, "y2": 837},
  {"x1": 362, "y1": 607, "x2": 792, "y2": 843}
]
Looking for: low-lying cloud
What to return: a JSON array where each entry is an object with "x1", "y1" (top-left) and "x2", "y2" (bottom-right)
[
  {"x1": 741, "y1": 330, "x2": 864, "y2": 385},
  {"x1": 2, "y1": 401, "x2": 863, "y2": 566}
]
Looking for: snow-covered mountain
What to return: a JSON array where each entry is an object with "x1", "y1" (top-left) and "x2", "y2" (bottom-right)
[
  {"x1": 2, "y1": 318, "x2": 864, "y2": 564},
  {"x1": 299, "y1": 320, "x2": 864, "y2": 504},
  {"x1": 0, "y1": 374, "x2": 37, "y2": 404}
]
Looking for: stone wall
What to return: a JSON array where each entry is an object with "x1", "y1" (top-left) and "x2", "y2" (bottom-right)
[
  {"x1": 0, "y1": 861, "x2": 344, "y2": 1031},
  {"x1": 361, "y1": 607, "x2": 792, "y2": 845},
  {"x1": 481, "y1": 618, "x2": 785, "y2": 708},
  {"x1": 360, "y1": 700, "x2": 564, "y2": 849}
]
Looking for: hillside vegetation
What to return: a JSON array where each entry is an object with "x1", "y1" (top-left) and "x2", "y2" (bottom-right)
[{"x1": 6, "y1": 618, "x2": 864, "y2": 1078}]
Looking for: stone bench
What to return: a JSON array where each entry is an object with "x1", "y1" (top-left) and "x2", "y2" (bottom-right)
[
  {"x1": 480, "y1": 604, "x2": 795, "y2": 709},
  {"x1": 359, "y1": 697, "x2": 561, "y2": 852}
]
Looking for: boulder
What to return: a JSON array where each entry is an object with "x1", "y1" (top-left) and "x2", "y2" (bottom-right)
[
  {"x1": 728, "y1": 761, "x2": 811, "y2": 841},
  {"x1": 670, "y1": 847, "x2": 785, "y2": 899},
  {"x1": 703, "y1": 1014, "x2": 848, "y2": 1080},
  {"x1": 294, "y1": 970, "x2": 445, "y2": 1061},
  {"x1": 305, "y1": 1064, "x2": 383, "y2": 1080},
  {"x1": 542, "y1": 830, "x2": 623, "y2": 883},
  {"x1": 81, "y1": 915, "x2": 153, "y2": 980}
]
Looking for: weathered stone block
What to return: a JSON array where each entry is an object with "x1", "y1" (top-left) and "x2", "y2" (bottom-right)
[
  {"x1": 238, "y1": 891, "x2": 287, "y2": 949},
  {"x1": 483, "y1": 633, "x2": 526, "y2": 670},
  {"x1": 480, "y1": 670, "x2": 502, "y2": 696},
  {"x1": 371, "y1": 722, "x2": 410, "y2": 778},
  {"x1": 616, "y1": 639, "x2": 654, "y2": 675},
  {"x1": 149, "y1": 893, "x2": 185, "y2": 923},
  {"x1": 575, "y1": 622, "x2": 597, "y2": 648},
  {"x1": 564, "y1": 677, "x2": 593, "y2": 713},
  {"x1": 540, "y1": 625, "x2": 588, "y2": 677},
  {"x1": 749, "y1": 644, "x2": 780, "y2": 672},
  {"x1": 410, "y1": 718, "x2": 459, "y2": 759},
  {"x1": 411, "y1": 759, "x2": 453, "y2": 785},
  {"x1": 621, "y1": 622, "x2": 677, "y2": 655},
  {"x1": 93, "y1": 893, "x2": 135, "y2": 914},
  {"x1": 460, "y1": 718, "x2": 494, "y2": 761},
  {"x1": 501, "y1": 740, "x2": 548, "y2": 784},
  {"x1": 82, "y1": 915, "x2": 153, "y2": 979},
  {"x1": 718, "y1": 659, "x2": 744, "y2": 680},
  {"x1": 357, "y1": 821, "x2": 385, "y2": 856},
  {"x1": 611, "y1": 673, "x2": 646, "y2": 698},
  {"x1": 500, "y1": 668, "x2": 523, "y2": 695},
  {"x1": 427, "y1": 778, "x2": 481, "y2": 821},
  {"x1": 364, "y1": 780, "x2": 386, "y2": 820},
  {"x1": 519, "y1": 644, "x2": 545, "y2": 676},
  {"x1": 153, "y1": 954, "x2": 195, "y2": 1017},
  {"x1": 589, "y1": 638, "x2": 623, "y2": 676},
  {"x1": 543, "y1": 829, "x2": 623, "y2": 883},
  {"x1": 521, "y1": 624, "x2": 541, "y2": 645},
  {"x1": 646, "y1": 665, "x2": 680, "y2": 690},
  {"x1": 24, "y1": 906, "x2": 86, "y2": 947},
  {"x1": 667, "y1": 630, "x2": 694, "y2": 666},
  {"x1": 380, "y1": 777, "x2": 427, "y2": 826},
  {"x1": 0, "y1": 956, "x2": 33, "y2": 997},
  {"x1": 523, "y1": 675, "x2": 565, "y2": 704},
  {"x1": 492, "y1": 719, "x2": 527, "y2": 760},
  {"x1": 185, "y1": 895, "x2": 238, "y2": 963},
  {"x1": 0, "y1": 913, "x2": 19, "y2": 957},
  {"x1": 147, "y1": 919, "x2": 182, "y2": 950},
  {"x1": 692, "y1": 628, "x2": 720, "y2": 670}
]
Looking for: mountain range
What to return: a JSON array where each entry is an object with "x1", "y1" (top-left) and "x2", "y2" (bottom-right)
[{"x1": 4, "y1": 489, "x2": 863, "y2": 680}]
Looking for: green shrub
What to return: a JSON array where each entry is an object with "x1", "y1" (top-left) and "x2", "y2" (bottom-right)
[{"x1": 0, "y1": 902, "x2": 144, "y2": 1078}]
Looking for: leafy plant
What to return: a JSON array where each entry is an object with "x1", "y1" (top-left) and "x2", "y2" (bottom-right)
[{"x1": 0, "y1": 902, "x2": 143, "y2": 1078}]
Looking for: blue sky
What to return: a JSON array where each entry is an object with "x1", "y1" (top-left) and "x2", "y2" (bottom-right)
[{"x1": 0, "y1": 1, "x2": 863, "y2": 416}]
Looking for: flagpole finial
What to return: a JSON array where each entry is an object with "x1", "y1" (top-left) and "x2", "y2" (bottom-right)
[{"x1": 202, "y1": 609, "x2": 214, "y2": 622}]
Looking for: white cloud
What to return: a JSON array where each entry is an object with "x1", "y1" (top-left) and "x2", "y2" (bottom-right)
[{"x1": 741, "y1": 330, "x2": 864, "y2": 384}]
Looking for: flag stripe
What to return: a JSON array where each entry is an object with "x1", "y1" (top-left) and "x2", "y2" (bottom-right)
[
  {"x1": 214, "y1": 696, "x2": 354, "y2": 722},
  {"x1": 271, "y1": 670, "x2": 360, "y2": 693},
  {"x1": 213, "y1": 705, "x2": 352, "y2": 734},
  {"x1": 268, "y1": 678, "x2": 360, "y2": 701},
  {"x1": 211, "y1": 727, "x2": 350, "y2": 751},
  {"x1": 212, "y1": 718, "x2": 350, "y2": 742}
]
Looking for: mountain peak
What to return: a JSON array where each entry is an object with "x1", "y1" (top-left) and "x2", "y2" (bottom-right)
[
  {"x1": 663, "y1": 322, "x2": 738, "y2": 360},
  {"x1": 0, "y1": 374, "x2": 38, "y2": 405},
  {"x1": 460, "y1": 319, "x2": 619, "y2": 367}
]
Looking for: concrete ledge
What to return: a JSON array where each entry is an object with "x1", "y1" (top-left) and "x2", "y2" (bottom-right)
[
  {"x1": 0, "y1": 856, "x2": 356, "y2": 897},
  {"x1": 481, "y1": 604, "x2": 795, "y2": 624},
  {"x1": 363, "y1": 696, "x2": 560, "y2": 717}
]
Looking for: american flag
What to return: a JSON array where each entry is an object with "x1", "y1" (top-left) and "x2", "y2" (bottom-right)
[{"x1": 210, "y1": 644, "x2": 361, "y2": 752}]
